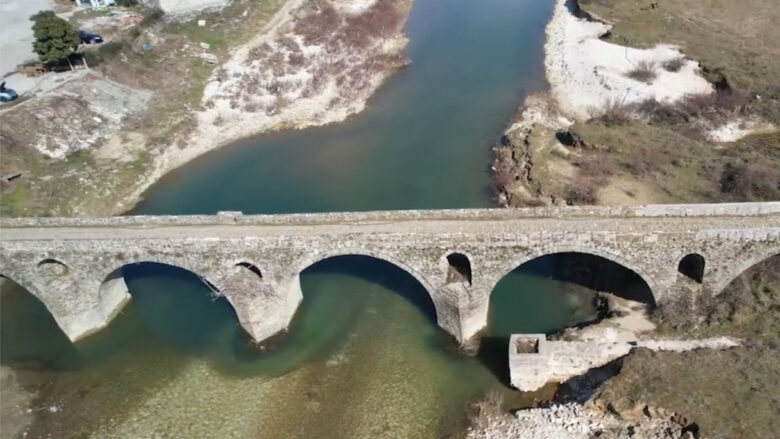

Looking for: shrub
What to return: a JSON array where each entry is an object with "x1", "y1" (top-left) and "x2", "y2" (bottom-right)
[
  {"x1": 599, "y1": 99, "x2": 633, "y2": 125},
  {"x1": 624, "y1": 145, "x2": 665, "y2": 176},
  {"x1": 565, "y1": 177, "x2": 599, "y2": 205},
  {"x1": 663, "y1": 57, "x2": 685, "y2": 72},
  {"x1": 719, "y1": 162, "x2": 779, "y2": 200},
  {"x1": 491, "y1": 156, "x2": 516, "y2": 193},
  {"x1": 627, "y1": 60, "x2": 657, "y2": 83},
  {"x1": 574, "y1": 153, "x2": 613, "y2": 184},
  {"x1": 468, "y1": 391, "x2": 507, "y2": 431}
]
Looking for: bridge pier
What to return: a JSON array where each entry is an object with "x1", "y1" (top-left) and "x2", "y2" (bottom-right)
[
  {"x1": 1, "y1": 266, "x2": 132, "y2": 343},
  {"x1": 431, "y1": 283, "x2": 490, "y2": 344},
  {"x1": 218, "y1": 266, "x2": 303, "y2": 344}
]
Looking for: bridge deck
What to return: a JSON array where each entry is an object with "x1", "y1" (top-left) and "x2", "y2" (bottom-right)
[{"x1": 1, "y1": 203, "x2": 779, "y2": 241}]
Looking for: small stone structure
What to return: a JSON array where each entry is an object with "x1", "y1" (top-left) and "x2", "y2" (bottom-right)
[
  {"x1": 0, "y1": 202, "x2": 778, "y2": 345},
  {"x1": 508, "y1": 334, "x2": 740, "y2": 391}
]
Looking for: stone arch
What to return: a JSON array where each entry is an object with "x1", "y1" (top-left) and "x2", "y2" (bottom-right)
[
  {"x1": 290, "y1": 248, "x2": 440, "y2": 322},
  {"x1": 710, "y1": 249, "x2": 780, "y2": 297},
  {"x1": 491, "y1": 246, "x2": 658, "y2": 306},
  {"x1": 96, "y1": 260, "x2": 233, "y2": 334},
  {"x1": 99, "y1": 259, "x2": 221, "y2": 295},
  {"x1": 445, "y1": 252, "x2": 472, "y2": 285},
  {"x1": 37, "y1": 258, "x2": 70, "y2": 276},
  {"x1": 0, "y1": 273, "x2": 58, "y2": 322},
  {"x1": 233, "y1": 261, "x2": 263, "y2": 279},
  {"x1": 0, "y1": 272, "x2": 79, "y2": 342},
  {"x1": 678, "y1": 253, "x2": 706, "y2": 283},
  {"x1": 0, "y1": 274, "x2": 78, "y2": 364}
]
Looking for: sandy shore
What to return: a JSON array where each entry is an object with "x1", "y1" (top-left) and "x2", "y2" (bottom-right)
[
  {"x1": 543, "y1": 0, "x2": 712, "y2": 122},
  {"x1": 123, "y1": 0, "x2": 412, "y2": 212}
]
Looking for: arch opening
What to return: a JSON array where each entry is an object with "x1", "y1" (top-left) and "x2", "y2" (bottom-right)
[
  {"x1": 102, "y1": 262, "x2": 241, "y2": 351},
  {"x1": 234, "y1": 262, "x2": 263, "y2": 279},
  {"x1": 446, "y1": 253, "x2": 472, "y2": 285},
  {"x1": 298, "y1": 255, "x2": 438, "y2": 324},
  {"x1": 480, "y1": 252, "x2": 655, "y2": 385},
  {"x1": 678, "y1": 253, "x2": 705, "y2": 284},
  {"x1": 37, "y1": 258, "x2": 69, "y2": 276},
  {"x1": 0, "y1": 275, "x2": 78, "y2": 369},
  {"x1": 262, "y1": 254, "x2": 441, "y2": 372}
]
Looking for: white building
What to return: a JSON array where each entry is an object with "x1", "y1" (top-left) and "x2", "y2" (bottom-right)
[{"x1": 74, "y1": 0, "x2": 116, "y2": 7}]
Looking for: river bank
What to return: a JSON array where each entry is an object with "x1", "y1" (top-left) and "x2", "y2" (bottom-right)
[
  {"x1": 493, "y1": 0, "x2": 780, "y2": 208},
  {"x1": 125, "y1": 0, "x2": 414, "y2": 212},
  {"x1": 0, "y1": 0, "x2": 415, "y2": 217}
]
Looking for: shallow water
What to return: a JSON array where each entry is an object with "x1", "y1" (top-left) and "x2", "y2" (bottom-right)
[
  {"x1": 1, "y1": 256, "x2": 603, "y2": 438},
  {"x1": 0, "y1": 0, "x2": 644, "y2": 436}
]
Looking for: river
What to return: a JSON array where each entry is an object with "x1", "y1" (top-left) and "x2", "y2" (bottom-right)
[{"x1": 0, "y1": 0, "x2": 647, "y2": 437}]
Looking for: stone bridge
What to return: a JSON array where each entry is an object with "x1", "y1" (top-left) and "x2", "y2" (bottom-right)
[{"x1": 1, "y1": 203, "x2": 778, "y2": 345}]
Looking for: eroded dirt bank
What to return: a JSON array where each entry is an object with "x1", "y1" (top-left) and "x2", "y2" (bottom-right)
[{"x1": 492, "y1": 0, "x2": 780, "y2": 208}]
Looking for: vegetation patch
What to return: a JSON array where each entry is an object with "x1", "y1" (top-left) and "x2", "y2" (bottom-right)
[{"x1": 593, "y1": 256, "x2": 780, "y2": 439}]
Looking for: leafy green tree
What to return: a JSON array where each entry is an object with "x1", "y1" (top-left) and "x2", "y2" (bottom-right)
[{"x1": 29, "y1": 11, "x2": 80, "y2": 67}]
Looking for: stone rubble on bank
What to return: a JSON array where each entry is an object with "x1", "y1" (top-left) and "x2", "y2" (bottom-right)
[{"x1": 468, "y1": 402, "x2": 693, "y2": 439}]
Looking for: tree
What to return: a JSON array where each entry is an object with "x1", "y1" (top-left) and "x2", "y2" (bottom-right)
[{"x1": 30, "y1": 11, "x2": 80, "y2": 67}]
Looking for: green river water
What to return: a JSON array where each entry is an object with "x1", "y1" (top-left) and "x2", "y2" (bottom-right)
[{"x1": 0, "y1": 0, "x2": 652, "y2": 437}]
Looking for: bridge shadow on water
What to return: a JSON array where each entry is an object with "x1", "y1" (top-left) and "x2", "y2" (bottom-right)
[
  {"x1": 2, "y1": 252, "x2": 653, "y2": 390},
  {"x1": 476, "y1": 252, "x2": 655, "y2": 387},
  {"x1": 1, "y1": 256, "x2": 441, "y2": 380}
]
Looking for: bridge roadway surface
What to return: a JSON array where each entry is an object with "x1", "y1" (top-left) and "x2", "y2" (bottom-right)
[{"x1": 2, "y1": 204, "x2": 778, "y2": 240}]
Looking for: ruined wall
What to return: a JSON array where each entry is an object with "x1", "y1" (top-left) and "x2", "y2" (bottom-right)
[{"x1": 1, "y1": 202, "x2": 778, "y2": 345}]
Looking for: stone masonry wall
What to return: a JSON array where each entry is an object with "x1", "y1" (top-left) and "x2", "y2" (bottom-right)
[{"x1": 1, "y1": 203, "x2": 778, "y2": 344}]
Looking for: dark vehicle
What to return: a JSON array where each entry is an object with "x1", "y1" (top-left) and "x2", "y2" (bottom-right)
[
  {"x1": 79, "y1": 30, "x2": 104, "y2": 44},
  {"x1": 0, "y1": 82, "x2": 18, "y2": 102}
]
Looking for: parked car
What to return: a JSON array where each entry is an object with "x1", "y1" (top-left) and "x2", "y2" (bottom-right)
[
  {"x1": 79, "y1": 30, "x2": 104, "y2": 44},
  {"x1": 0, "y1": 82, "x2": 18, "y2": 102}
]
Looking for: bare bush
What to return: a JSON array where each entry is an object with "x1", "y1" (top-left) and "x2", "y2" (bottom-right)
[
  {"x1": 627, "y1": 60, "x2": 657, "y2": 83},
  {"x1": 574, "y1": 153, "x2": 614, "y2": 184},
  {"x1": 277, "y1": 36, "x2": 300, "y2": 53},
  {"x1": 248, "y1": 43, "x2": 272, "y2": 61},
  {"x1": 624, "y1": 145, "x2": 665, "y2": 176},
  {"x1": 719, "y1": 162, "x2": 780, "y2": 200},
  {"x1": 492, "y1": 153, "x2": 517, "y2": 194},
  {"x1": 288, "y1": 52, "x2": 306, "y2": 67},
  {"x1": 599, "y1": 99, "x2": 633, "y2": 125},
  {"x1": 565, "y1": 176, "x2": 600, "y2": 205},
  {"x1": 663, "y1": 57, "x2": 685, "y2": 72},
  {"x1": 294, "y1": 3, "x2": 341, "y2": 44},
  {"x1": 468, "y1": 391, "x2": 507, "y2": 431},
  {"x1": 344, "y1": 0, "x2": 401, "y2": 47},
  {"x1": 682, "y1": 87, "x2": 749, "y2": 114}
]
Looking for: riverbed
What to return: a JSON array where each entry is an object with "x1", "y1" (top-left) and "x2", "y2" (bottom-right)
[{"x1": 0, "y1": 0, "x2": 638, "y2": 437}]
